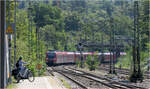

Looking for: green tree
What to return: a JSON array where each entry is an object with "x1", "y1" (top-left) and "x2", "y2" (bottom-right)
[
  {"x1": 32, "y1": 3, "x2": 63, "y2": 30},
  {"x1": 64, "y1": 12, "x2": 82, "y2": 31}
]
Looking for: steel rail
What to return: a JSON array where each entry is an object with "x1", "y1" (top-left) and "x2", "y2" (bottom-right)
[
  {"x1": 99, "y1": 66, "x2": 150, "y2": 79},
  {"x1": 64, "y1": 67, "x2": 128, "y2": 89},
  {"x1": 48, "y1": 67, "x2": 88, "y2": 89},
  {"x1": 68, "y1": 66, "x2": 147, "y2": 89}
]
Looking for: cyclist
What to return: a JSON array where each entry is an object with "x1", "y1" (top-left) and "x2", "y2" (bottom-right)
[{"x1": 16, "y1": 56, "x2": 28, "y2": 77}]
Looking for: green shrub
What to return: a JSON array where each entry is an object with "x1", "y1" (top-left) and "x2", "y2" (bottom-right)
[
  {"x1": 75, "y1": 58, "x2": 81, "y2": 68},
  {"x1": 86, "y1": 53, "x2": 100, "y2": 71},
  {"x1": 26, "y1": 61, "x2": 46, "y2": 76}
]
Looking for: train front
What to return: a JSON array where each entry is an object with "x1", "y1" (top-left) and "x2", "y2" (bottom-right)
[{"x1": 46, "y1": 50, "x2": 56, "y2": 66}]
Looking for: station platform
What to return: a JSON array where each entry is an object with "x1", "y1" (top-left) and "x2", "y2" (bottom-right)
[{"x1": 15, "y1": 76, "x2": 67, "y2": 89}]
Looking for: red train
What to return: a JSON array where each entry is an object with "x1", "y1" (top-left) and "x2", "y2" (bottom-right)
[{"x1": 46, "y1": 50, "x2": 126, "y2": 65}]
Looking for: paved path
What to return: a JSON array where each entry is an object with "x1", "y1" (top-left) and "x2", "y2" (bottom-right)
[{"x1": 15, "y1": 76, "x2": 66, "y2": 89}]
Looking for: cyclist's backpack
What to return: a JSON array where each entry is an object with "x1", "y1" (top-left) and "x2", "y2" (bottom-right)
[{"x1": 16, "y1": 61, "x2": 19, "y2": 68}]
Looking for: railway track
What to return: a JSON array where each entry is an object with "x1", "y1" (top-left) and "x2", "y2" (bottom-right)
[
  {"x1": 48, "y1": 66, "x2": 117, "y2": 89},
  {"x1": 47, "y1": 66, "x2": 148, "y2": 89},
  {"x1": 67, "y1": 66, "x2": 148, "y2": 89},
  {"x1": 98, "y1": 65, "x2": 150, "y2": 79},
  {"x1": 47, "y1": 66, "x2": 89, "y2": 89}
]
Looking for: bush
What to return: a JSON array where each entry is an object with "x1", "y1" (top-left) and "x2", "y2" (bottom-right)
[
  {"x1": 86, "y1": 53, "x2": 100, "y2": 71},
  {"x1": 26, "y1": 61, "x2": 46, "y2": 76},
  {"x1": 75, "y1": 58, "x2": 81, "y2": 68}
]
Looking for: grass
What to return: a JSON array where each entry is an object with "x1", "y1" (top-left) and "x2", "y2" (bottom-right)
[
  {"x1": 7, "y1": 83, "x2": 16, "y2": 89},
  {"x1": 59, "y1": 78, "x2": 71, "y2": 89},
  {"x1": 115, "y1": 52, "x2": 132, "y2": 69},
  {"x1": 6, "y1": 77, "x2": 17, "y2": 89}
]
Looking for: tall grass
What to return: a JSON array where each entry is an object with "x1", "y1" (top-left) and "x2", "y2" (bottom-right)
[
  {"x1": 116, "y1": 50, "x2": 132, "y2": 69},
  {"x1": 116, "y1": 46, "x2": 150, "y2": 73}
]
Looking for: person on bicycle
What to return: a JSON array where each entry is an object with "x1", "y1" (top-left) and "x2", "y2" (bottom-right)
[{"x1": 16, "y1": 56, "x2": 28, "y2": 77}]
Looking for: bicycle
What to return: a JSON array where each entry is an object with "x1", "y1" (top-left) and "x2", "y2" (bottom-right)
[{"x1": 12, "y1": 67, "x2": 35, "y2": 83}]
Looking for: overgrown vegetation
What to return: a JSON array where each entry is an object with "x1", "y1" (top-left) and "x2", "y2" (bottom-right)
[
  {"x1": 75, "y1": 58, "x2": 81, "y2": 68},
  {"x1": 115, "y1": 49, "x2": 132, "y2": 69},
  {"x1": 85, "y1": 53, "x2": 100, "y2": 71},
  {"x1": 6, "y1": 77, "x2": 17, "y2": 89},
  {"x1": 59, "y1": 78, "x2": 71, "y2": 89}
]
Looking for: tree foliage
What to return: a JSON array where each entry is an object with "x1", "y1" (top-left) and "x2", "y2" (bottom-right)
[{"x1": 9, "y1": 0, "x2": 149, "y2": 71}]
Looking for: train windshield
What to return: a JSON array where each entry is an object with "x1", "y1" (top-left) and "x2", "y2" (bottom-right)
[{"x1": 47, "y1": 53, "x2": 56, "y2": 59}]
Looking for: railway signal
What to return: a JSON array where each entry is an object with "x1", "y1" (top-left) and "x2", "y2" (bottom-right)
[
  {"x1": 78, "y1": 43, "x2": 82, "y2": 49},
  {"x1": 77, "y1": 42, "x2": 84, "y2": 68}
]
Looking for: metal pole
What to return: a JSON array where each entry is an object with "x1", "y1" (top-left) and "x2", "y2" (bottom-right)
[
  {"x1": 80, "y1": 49, "x2": 83, "y2": 68},
  {"x1": 8, "y1": 0, "x2": 12, "y2": 84},
  {"x1": 133, "y1": 1, "x2": 137, "y2": 74},
  {"x1": 136, "y1": 1, "x2": 142, "y2": 79},
  {"x1": 112, "y1": 20, "x2": 116, "y2": 74},
  {"x1": 36, "y1": 27, "x2": 38, "y2": 60},
  {"x1": 78, "y1": 43, "x2": 83, "y2": 68},
  {"x1": 8, "y1": 1, "x2": 10, "y2": 23},
  {"x1": 107, "y1": 5, "x2": 113, "y2": 74},
  {"x1": 130, "y1": 1, "x2": 139, "y2": 82},
  {"x1": 31, "y1": 13, "x2": 33, "y2": 58},
  {"x1": 39, "y1": 30, "x2": 41, "y2": 60},
  {"x1": 148, "y1": 44, "x2": 150, "y2": 71},
  {"x1": 109, "y1": 18, "x2": 112, "y2": 74},
  {"x1": 28, "y1": 2, "x2": 33, "y2": 61},
  {"x1": 0, "y1": 0, "x2": 7, "y2": 88},
  {"x1": 37, "y1": 5, "x2": 40, "y2": 61},
  {"x1": 28, "y1": 2, "x2": 31, "y2": 60},
  {"x1": 14, "y1": 0, "x2": 17, "y2": 68},
  {"x1": 36, "y1": 4, "x2": 39, "y2": 61},
  {"x1": 101, "y1": 33, "x2": 104, "y2": 63},
  {"x1": 109, "y1": 34, "x2": 112, "y2": 73},
  {"x1": 37, "y1": 28, "x2": 40, "y2": 60}
]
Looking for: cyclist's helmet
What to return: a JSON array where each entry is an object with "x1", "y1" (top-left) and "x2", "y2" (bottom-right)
[{"x1": 19, "y1": 56, "x2": 23, "y2": 60}]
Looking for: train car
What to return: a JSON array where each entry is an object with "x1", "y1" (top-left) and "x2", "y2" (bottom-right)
[
  {"x1": 46, "y1": 50, "x2": 126, "y2": 66},
  {"x1": 46, "y1": 51, "x2": 76, "y2": 65},
  {"x1": 99, "y1": 53, "x2": 116, "y2": 63}
]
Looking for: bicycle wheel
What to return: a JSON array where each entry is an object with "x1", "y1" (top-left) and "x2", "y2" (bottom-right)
[
  {"x1": 27, "y1": 70, "x2": 35, "y2": 82},
  {"x1": 16, "y1": 73, "x2": 21, "y2": 83}
]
